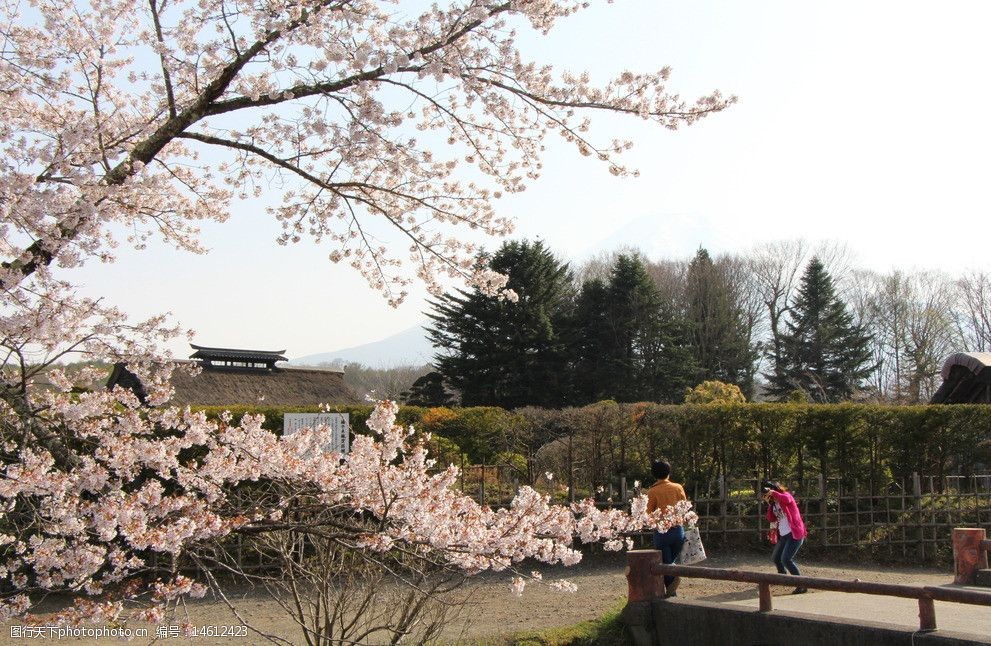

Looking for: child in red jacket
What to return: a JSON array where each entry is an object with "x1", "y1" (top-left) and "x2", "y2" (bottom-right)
[{"x1": 762, "y1": 480, "x2": 808, "y2": 594}]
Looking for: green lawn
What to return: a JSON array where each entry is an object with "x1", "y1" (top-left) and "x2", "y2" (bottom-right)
[{"x1": 506, "y1": 601, "x2": 626, "y2": 646}]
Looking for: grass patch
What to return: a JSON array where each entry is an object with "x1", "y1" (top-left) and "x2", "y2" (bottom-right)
[{"x1": 507, "y1": 601, "x2": 626, "y2": 646}]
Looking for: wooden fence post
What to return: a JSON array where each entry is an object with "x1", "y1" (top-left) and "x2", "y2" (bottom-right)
[
  {"x1": 567, "y1": 434, "x2": 575, "y2": 504},
  {"x1": 818, "y1": 474, "x2": 827, "y2": 545},
  {"x1": 626, "y1": 550, "x2": 665, "y2": 601},
  {"x1": 758, "y1": 582, "x2": 773, "y2": 612},
  {"x1": 622, "y1": 550, "x2": 663, "y2": 646},
  {"x1": 953, "y1": 527, "x2": 989, "y2": 585},
  {"x1": 719, "y1": 475, "x2": 727, "y2": 541},
  {"x1": 913, "y1": 472, "x2": 924, "y2": 560},
  {"x1": 854, "y1": 479, "x2": 860, "y2": 545},
  {"x1": 918, "y1": 597, "x2": 937, "y2": 631}
]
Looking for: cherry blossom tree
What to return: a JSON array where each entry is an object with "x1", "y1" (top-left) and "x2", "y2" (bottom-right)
[
  {"x1": 2, "y1": 0, "x2": 732, "y2": 303},
  {"x1": 0, "y1": 0, "x2": 721, "y2": 633}
]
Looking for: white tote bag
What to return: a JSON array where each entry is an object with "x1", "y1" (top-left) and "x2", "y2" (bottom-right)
[{"x1": 676, "y1": 526, "x2": 706, "y2": 565}]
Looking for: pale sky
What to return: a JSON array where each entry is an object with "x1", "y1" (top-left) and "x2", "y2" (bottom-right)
[{"x1": 67, "y1": 1, "x2": 991, "y2": 360}]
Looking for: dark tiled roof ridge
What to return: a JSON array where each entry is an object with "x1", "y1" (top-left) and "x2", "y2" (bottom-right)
[
  {"x1": 189, "y1": 344, "x2": 288, "y2": 362},
  {"x1": 190, "y1": 343, "x2": 287, "y2": 355}
]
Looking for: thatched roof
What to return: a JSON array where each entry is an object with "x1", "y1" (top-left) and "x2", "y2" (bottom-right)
[
  {"x1": 108, "y1": 361, "x2": 360, "y2": 407},
  {"x1": 930, "y1": 352, "x2": 991, "y2": 404}
]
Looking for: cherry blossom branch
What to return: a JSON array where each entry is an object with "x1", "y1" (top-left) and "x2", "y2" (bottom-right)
[
  {"x1": 148, "y1": 0, "x2": 178, "y2": 119},
  {"x1": 1, "y1": 0, "x2": 345, "y2": 286},
  {"x1": 176, "y1": 130, "x2": 482, "y2": 285},
  {"x1": 201, "y1": 3, "x2": 513, "y2": 117}
]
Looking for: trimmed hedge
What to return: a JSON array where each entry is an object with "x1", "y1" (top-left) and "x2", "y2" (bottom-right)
[
  {"x1": 643, "y1": 403, "x2": 991, "y2": 491},
  {"x1": 193, "y1": 402, "x2": 991, "y2": 493},
  {"x1": 196, "y1": 403, "x2": 526, "y2": 464}
]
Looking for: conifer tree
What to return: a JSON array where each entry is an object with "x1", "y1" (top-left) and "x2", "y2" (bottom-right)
[
  {"x1": 401, "y1": 371, "x2": 456, "y2": 407},
  {"x1": 683, "y1": 248, "x2": 760, "y2": 396},
  {"x1": 569, "y1": 277, "x2": 614, "y2": 402},
  {"x1": 571, "y1": 254, "x2": 695, "y2": 403},
  {"x1": 427, "y1": 240, "x2": 574, "y2": 408},
  {"x1": 767, "y1": 257, "x2": 874, "y2": 402}
]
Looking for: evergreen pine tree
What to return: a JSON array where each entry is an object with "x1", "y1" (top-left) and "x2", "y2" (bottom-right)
[
  {"x1": 766, "y1": 257, "x2": 874, "y2": 402},
  {"x1": 684, "y1": 248, "x2": 760, "y2": 396},
  {"x1": 571, "y1": 254, "x2": 695, "y2": 403},
  {"x1": 426, "y1": 240, "x2": 574, "y2": 408},
  {"x1": 400, "y1": 371, "x2": 456, "y2": 407},
  {"x1": 569, "y1": 277, "x2": 613, "y2": 402}
]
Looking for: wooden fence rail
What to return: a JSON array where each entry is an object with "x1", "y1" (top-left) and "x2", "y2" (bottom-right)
[{"x1": 626, "y1": 550, "x2": 991, "y2": 633}]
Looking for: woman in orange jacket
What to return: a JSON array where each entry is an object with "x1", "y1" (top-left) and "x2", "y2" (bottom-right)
[{"x1": 647, "y1": 460, "x2": 688, "y2": 597}]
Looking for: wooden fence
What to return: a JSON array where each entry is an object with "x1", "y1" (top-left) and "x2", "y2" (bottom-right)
[
  {"x1": 629, "y1": 556, "x2": 991, "y2": 636},
  {"x1": 684, "y1": 474, "x2": 991, "y2": 560},
  {"x1": 452, "y1": 465, "x2": 991, "y2": 562}
]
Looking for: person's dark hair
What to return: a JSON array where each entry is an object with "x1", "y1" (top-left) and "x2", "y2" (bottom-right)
[
  {"x1": 651, "y1": 460, "x2": 671, "y2": 480},
  {"x1": 761, "y1": 480, "x2": 787, "y2": 493}
]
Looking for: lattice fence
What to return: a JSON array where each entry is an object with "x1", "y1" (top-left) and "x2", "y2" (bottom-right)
[{"x1": 687, "y1": 474, "x2": 991, "y2": 561}]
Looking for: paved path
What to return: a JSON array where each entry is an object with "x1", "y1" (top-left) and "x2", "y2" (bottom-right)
[{"x1": 724, "y1": 584, "x2": 991, "y2": 641}]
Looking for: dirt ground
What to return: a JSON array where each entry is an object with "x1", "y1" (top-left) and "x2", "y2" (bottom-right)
[
  {"x1": 437, "y1": 550, "x2": 951, "y2": 644},
  {"x1": 3, "y1": 550, "x2": 954, "y2": 645}
]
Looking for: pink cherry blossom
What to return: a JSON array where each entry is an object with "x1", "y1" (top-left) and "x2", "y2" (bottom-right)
[{"x1": 1, "y1": 394, "x2": 691, "y2": 623}]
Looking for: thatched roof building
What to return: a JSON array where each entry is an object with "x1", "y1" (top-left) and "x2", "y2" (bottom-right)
[
  {"x1": 930, "y1": 352, "x2": 991, "y2": 404},
  {"x1": 107, "y1": 345, "x2": 360, "y2": 407}
]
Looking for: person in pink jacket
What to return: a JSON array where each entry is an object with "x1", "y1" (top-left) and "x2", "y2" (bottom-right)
[{"x1": 762, "y1": 480, "x2": 808, "y2": 594}]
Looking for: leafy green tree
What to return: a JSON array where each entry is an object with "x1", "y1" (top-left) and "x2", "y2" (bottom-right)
[
  {"x1": 684, "y1": 380, "x2": 747, "y2": 404},
  {"x1": 766, "y1": 257, "x2": 874, "y2": 402},
  {"x1": 426, "y1": 240, "x2": 574, "y2": 408},
  {"x1": 571, "y1": 254, "x2": 695, "y2": 403},
  {"x1": 683, "y1": 248, "x2": 760, "y2": 396}
]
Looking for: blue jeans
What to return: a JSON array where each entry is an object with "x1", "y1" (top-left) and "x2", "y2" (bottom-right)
[
  {"x1": 771, "y1": 534, "x2": 804, "y2": 576},
  {"x1": 652, "y1": 525, "x2": 685, "y2": 586}
]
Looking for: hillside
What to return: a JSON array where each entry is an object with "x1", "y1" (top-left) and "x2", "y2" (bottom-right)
[{"x1": 292, "y1": 325, "x2": 435, "y2": 368}]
